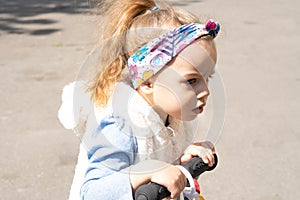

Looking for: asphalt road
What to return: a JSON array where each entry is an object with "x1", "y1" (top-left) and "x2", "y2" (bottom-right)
[{"x1": 0, "y1": 0, "x2": 299, "y2": 199}]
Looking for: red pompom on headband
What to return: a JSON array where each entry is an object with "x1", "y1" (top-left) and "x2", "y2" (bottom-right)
[{"x1": 127, "y1": 19, "x2": 220, "y2": 88}]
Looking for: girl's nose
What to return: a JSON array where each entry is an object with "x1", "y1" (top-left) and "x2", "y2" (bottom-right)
[{"x1": 196, "y1": 87, "x2": 210, "y2": 102}]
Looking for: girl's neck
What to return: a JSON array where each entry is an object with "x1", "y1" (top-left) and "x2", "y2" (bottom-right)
[{"x1": 152, "y1": 105, "x2": 169, "y2": 126}]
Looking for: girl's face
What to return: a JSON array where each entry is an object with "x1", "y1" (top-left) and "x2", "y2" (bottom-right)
[{"x1": 151, "y1": 40, "x2": 217, "y2": 121}]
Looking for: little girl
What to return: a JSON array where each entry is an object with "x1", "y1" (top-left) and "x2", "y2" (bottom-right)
[{"x1": 58, "y1": 0, "x2": 220, "y2": 199}]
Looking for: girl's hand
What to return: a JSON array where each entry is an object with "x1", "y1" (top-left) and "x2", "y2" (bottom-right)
[
  {"x1": 181, "y1": 141, "x2": 216, "y2": 167},
  {"x1": 150, "y1": 164, "x2": 187, "y2": 199},
  {"x1": 130, "y1": 160, "x2": 186, "y2": 199}
]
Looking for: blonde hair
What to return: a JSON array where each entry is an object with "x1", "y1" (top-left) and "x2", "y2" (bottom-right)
[{"x1": 88, "y1": 0, "x2": 201, "y2": 106}]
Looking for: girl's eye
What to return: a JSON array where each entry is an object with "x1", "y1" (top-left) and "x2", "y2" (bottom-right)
[{"x1": 187, "y1": 78, "x2": 197, "y2": 85}]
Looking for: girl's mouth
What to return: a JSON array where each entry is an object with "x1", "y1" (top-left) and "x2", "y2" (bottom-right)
[{"x1": 193, "y1": 106, "x2": 204, "y2": 114}]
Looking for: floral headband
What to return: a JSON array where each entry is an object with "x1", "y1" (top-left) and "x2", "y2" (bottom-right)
[{"x1": 127, "y1": 19, "x2": 220, "y2": 89}]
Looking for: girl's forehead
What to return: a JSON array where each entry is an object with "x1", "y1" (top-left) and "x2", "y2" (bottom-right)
[
  {"x1": 174, "y1": 41, "x2": 216, "y2": 79},
  {"x1": 196, "y1": 39, "x2": 217, "y2": 63}
]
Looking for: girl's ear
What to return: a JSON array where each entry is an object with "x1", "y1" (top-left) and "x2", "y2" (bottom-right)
[{"x1": 138, "y1": 83, "x2": 154, "y2": 95}]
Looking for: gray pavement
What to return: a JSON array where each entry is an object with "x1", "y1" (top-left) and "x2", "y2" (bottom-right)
[{"x1": 0, "y1": 0, "x2": 299, "y2": 199}]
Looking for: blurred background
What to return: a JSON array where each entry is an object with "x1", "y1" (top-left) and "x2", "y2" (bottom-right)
[{"x1": 0, "y1": 0, "x2": 299, "y2": 199}]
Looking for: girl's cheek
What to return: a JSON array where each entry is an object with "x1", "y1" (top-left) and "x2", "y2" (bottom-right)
[
  {"x1": 153, "y1": 86, "x2": 179, "y2": 111},
  {"x1": 153, "y1": 70, "x2": 197, "y2": 118},
  {"x1": 155, "y1": 84, "x2": 196, "y2": 120}
]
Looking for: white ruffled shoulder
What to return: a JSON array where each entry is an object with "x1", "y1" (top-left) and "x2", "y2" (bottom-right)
[{"x1": 58, "y1": 81, "x2": 93, "y2": 131}]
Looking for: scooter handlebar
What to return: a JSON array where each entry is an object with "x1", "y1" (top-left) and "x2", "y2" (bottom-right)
[{"x1": 134, "y1": 154, "x2": 218, "y2": 200}]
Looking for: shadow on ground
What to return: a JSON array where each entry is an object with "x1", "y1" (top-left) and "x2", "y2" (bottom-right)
[
  {"x1": 0, "y1": 0, "x2": 202, "y2": 36},
  {"x1": 0, "y1": 0, "x2": 95, "y2": 35}
]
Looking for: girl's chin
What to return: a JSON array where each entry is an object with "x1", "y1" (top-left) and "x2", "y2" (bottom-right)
[
  {"x1": 180, "y1": 113, "x2": 199, "y2": 121},
  {"x1": 169, "y1": 109, "x2": 202, "y2": 121}
]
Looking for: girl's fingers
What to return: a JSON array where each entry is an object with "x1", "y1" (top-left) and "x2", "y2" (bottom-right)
[
  {"x1": 208, "y1": 153, "x2": 215, "y2": 167},
  {"x1": 171, "y1": 175, "x2": 186, "y2": 198},
  {"x1": 202, "y1": 156, "x2": 209, "y2": 164},
  {"x1": 183, "y1": 141, "x2": 216, "y2": 166},
  {"x1": 201, "y1": 153, "x2": 215, "y2": 167},
  {"x1": 180, "y1": 153, "x2": 192, "y2": 164}
]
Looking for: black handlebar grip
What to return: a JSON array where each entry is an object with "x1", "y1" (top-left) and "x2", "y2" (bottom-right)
[
  {"x1": 184, "y1": 154, "x2": 218, "y2": 177},
  {"x1": 134, "y1": 154, "x2": 218, "y2": 200},
  {"x1": 134, "y1": 182, "x2": 171, "y2": 200}
]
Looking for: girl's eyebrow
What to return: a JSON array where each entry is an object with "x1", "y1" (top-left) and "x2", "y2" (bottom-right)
[
  {"x1": 184, "y1": 72, "x2": 201, "y2": 77},
  {"x1": 183, "y1": 72, "x2": 202, "y2": 80}
]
